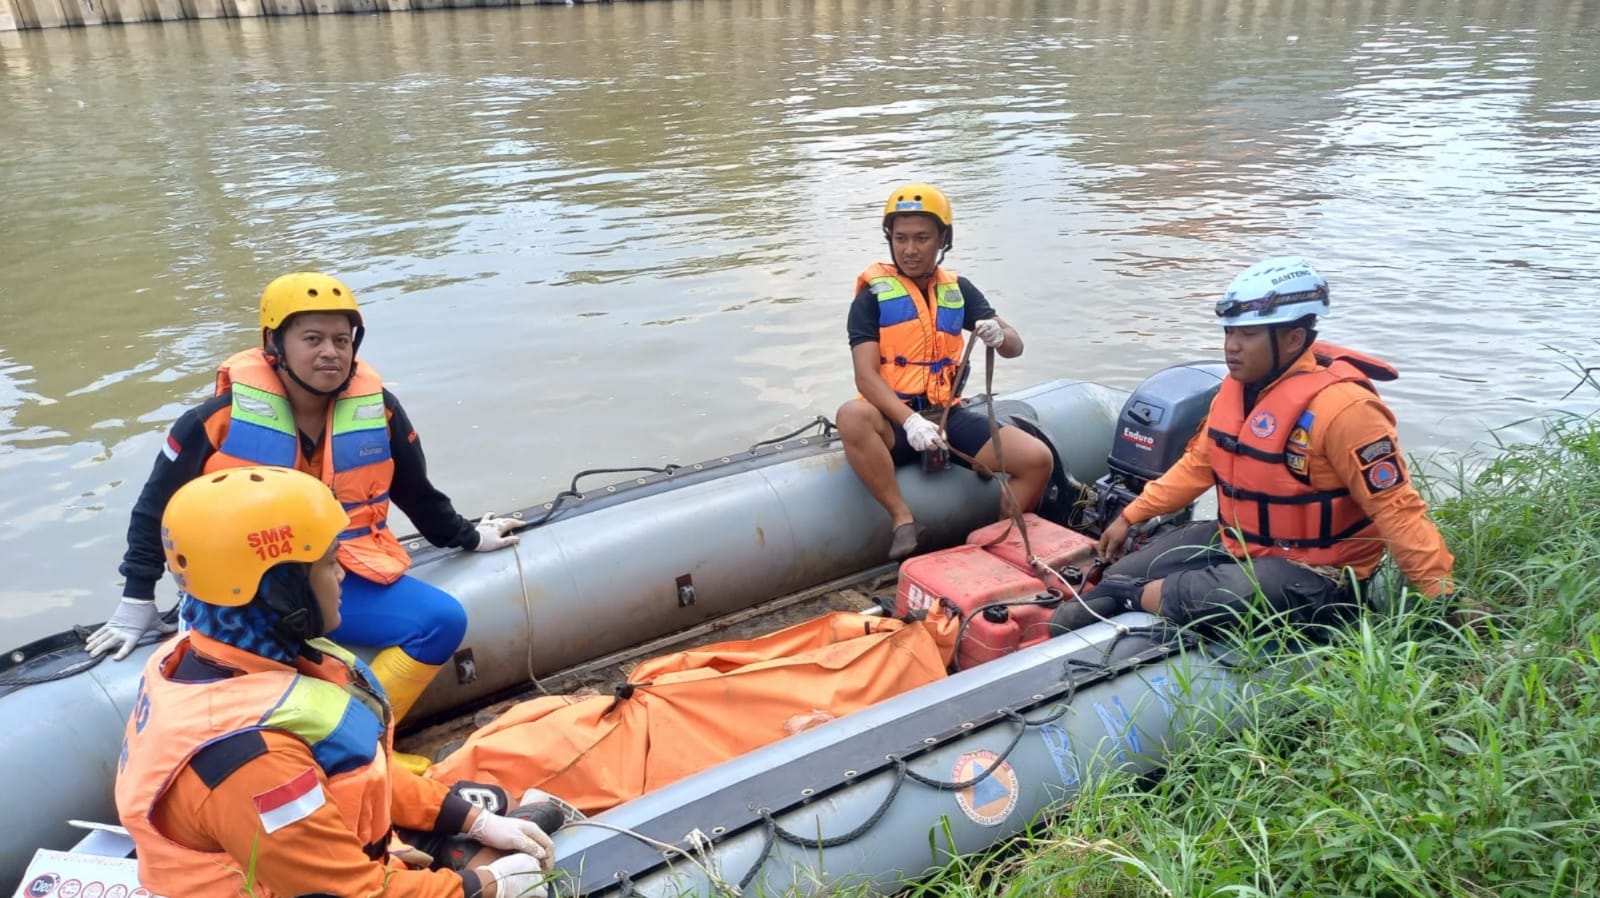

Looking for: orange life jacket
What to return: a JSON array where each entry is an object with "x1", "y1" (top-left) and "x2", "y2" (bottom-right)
[
  {"x1": 115, "y1": 636, "x2": 395, "y2": 898},
  {"x1": 207, "y1": 349, "x2": 411, "y2": 584},
  {"x1": 857, "y1": 262, "x2": 967, "y2": 408},
  {"x1": 1206, "y1": 342, "x2": 1399, "y2": 568}
]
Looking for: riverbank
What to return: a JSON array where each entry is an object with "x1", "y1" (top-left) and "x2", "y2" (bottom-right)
[
  {"x1": 902, "y1": 412, "x2": 1600, "y2": 897},
  {"x1": 0, "y1": 0, "x2": 610, "y2": 32}
]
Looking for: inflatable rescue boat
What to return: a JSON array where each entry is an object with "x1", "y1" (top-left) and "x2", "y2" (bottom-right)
[{"x1": 0, "y1": 363, "x2": 1229, "y2": 890}]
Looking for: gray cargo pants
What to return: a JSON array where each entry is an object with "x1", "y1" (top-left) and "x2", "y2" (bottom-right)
[{"x1": 1103, "y1": 520, "x2": 1365, "y2": 636}]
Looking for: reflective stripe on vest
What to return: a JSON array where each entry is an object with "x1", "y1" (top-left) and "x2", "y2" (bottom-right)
[
  {"x1": 857, "y1": 262, "x2": 966, "y2": 407},
  {"x1": 1205, "y1": 343, "x2": 1397, "y2": 567},
  {"x1": 210, "y1": 349, "x2": 411, "y2": 584},
  {"x1": 115, "y1": 636, "x2": 394, "y2": 898},
  {"x1": 262, "y1": 642, "x2": 390, "y2": 777},
  {"x1": 220, "y1": 383, "x2": 299, "y2": 467}
]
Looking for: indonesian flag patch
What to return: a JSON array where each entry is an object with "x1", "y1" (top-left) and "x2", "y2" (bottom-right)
[
  {"x1": 161, "y1": 431, "x2": 181, "y2": 462},
  {"x1": 253, "y1": 768, "x2": 326, "y2": 834}
]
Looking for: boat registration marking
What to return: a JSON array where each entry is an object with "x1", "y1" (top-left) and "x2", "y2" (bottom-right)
[{"x1": 1037, "y1": 723, "x2": 1079, "y2": 787}]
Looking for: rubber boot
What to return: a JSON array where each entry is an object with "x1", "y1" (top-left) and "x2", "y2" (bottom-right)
[
  {"x1": 369, "y1": 647, "x2": 444, "y2": 775},
  {"x1": 1049, "y1": 575, "x2": 1148, "y2": 634},
  {"x1": 1048, "y1": 593, "x2": 1123, "y2": 634}
]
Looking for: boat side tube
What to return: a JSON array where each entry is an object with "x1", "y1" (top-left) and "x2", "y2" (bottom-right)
[{"x1": 549, "y1": 615, "x2": 1252, "y2": 897}]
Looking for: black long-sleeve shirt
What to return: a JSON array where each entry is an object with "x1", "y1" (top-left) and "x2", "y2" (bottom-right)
[{"x1": 119, "y1": 389, "x2": 479, "y2": 600}]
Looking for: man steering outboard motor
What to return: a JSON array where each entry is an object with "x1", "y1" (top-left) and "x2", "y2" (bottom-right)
[
  {"x1": 1055, "y1": 256, "x2": 1457, "y2": 637},
  {"x1": 1088, "y1": 361, "x2": 1227, "y2": 535}
]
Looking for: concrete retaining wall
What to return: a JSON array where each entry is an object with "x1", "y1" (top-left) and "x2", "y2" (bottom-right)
[{"x1": 2, "y1": 0, "x2": 604, "y2": 29}]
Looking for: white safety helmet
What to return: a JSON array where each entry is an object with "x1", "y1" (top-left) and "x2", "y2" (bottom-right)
[{"x1": 1215, "y1": 256, "x2": 1330, "y2": 327}]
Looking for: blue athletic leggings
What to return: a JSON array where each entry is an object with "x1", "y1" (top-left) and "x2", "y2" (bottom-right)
[{"x1": 327, "y1": 572, "x2": 468, "y2": 665}]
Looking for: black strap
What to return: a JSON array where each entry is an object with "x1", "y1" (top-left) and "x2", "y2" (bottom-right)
[
  {"x1": 1223, "y1": 513, "x2": 1374, "y2": 550},
  {"x1": 1215, "y1": 477, "x2": 1351, "y2": 505},
  {"x1": 188, "y1": 730, "x2": 269, "y2": 789},
  {"x1": 1207, "y1": 428, "x2": 1286, "y2": 464},
  {"x1": 1213, "y1": 474, "x2": 1372, "y2": 549}
]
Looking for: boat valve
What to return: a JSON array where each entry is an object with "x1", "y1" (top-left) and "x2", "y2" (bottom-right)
[{"x1": 676, "y1": 574, "x2": 696, "y2": 607}]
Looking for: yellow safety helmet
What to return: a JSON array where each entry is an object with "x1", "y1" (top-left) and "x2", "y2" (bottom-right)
[
  {"x1": 258, "y1": 272, "x2": 364, "y2": 331},
  {"x1": 881, "y1": 183, "x2": 954, "y2": 250},
  {"x1": 162, "y1": 466, "x2": 349, "y2": 607}
]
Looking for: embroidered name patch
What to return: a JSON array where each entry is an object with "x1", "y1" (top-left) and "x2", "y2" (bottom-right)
[{"x1": 1356, "y1": 437, "x2": 1396, "y2": 464}]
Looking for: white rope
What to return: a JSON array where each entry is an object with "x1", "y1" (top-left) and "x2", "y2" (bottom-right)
[
  {"x1": 562, "y1": 819, "x2": 742, "y2": 896},
  {"x1": 510, "y1": 541, "x2": 552, "y2": 696},
  {"x1": 1032, "y1": 555, "x2": 1130, "y2": 634},
  {"x1": 685, "y1": 827, "x2": 727, "y2": 891}
]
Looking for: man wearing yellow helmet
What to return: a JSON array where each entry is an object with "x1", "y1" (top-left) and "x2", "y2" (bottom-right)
[
  {"x1": 115, "y1": 466, "x2": 553, "y2": 898},
  {"x1": 89, "y1": 272, "x2": 519, "y2": 772},
  {"x1": 838, "y1": 183, "x2": 1055, "y2": 560}
]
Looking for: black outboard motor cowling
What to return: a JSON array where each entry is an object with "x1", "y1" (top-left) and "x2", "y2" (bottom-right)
[{"x1": 1091, "y1": 361, "x2": 1227, "y2": 532}]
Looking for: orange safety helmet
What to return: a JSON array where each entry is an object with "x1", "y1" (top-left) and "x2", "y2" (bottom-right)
[
  {"x1": 881, "y1": 183, "x2": 954, "y2": 250},
  {"x1": 162, "y1": 466, "x2": 349, "y2": 607},
  {"x1": 259, "y1": 272, "x2": 364, "y2": 331},
  {"x1": 257, "y1": 271, "x2": 366, "y2": 394}
]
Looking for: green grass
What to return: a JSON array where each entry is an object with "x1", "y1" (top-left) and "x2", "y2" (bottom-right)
[{"x1": 892, "y1": 414, "x2": 1600, "y2": 898}]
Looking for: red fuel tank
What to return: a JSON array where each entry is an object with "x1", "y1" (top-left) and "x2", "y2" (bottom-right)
[
  {"x1": 965, "y1": 513, "x2": 1097, "y2": 584},
  {"x1": 897, "y1": 516, "x2": 1100, "y2": 669},
  {"x1": 896, "y1": 545, "x2": 1058, "y2": 669}
]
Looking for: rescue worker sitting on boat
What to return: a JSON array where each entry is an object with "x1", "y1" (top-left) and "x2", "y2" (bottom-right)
[
  {"x1": 838, "y1": 183, "x2": 1054, "y2": 561},
  {"x1": 1055, "y1": 256, "x2": 1455, "y2": 636},
  {"x1": 88, "y1": 272, "x2": 519, "y2": 772},
  {"x1": 114, "y1": 466, "x2": 553, "y2": 898}
]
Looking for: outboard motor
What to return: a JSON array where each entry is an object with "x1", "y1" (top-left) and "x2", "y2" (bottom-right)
[{"x1": 1090, "y1": 361, "x2": 1228, "y2": 533}]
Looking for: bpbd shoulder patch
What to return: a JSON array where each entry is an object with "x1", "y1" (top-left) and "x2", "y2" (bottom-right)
[
  {"x1": 1356, "y1": 434, "x2": 1404, "y2": 491},
  {"x1": 1363, "y1": 458, "x2": 1404, "y2": 491}
]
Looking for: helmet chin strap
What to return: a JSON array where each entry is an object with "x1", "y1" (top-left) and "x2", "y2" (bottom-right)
[
  {"x1": 260, "y1": 563, "x2": 328, "y2": 650},
  {"x1": 1253, "y1": 326, "x2": 1312, "y2": 387}
]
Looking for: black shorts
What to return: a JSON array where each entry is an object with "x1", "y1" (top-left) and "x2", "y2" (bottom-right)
[
  {"x1": 889, "y1": 405, "x2": 1005, "y2": 468},
  {"x1": 1103, "y1": 520, "x2": 1365, "y2": 636}
]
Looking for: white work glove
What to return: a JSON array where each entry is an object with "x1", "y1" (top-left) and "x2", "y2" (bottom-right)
[
  {"x1": 479, "y1": 852, "x2": 548, "y2": 897},
  {"x1": 902, "y1": 415, "x2": 946, "y2": 453},
  {"x1": 973, "y1": 318, "x2": 1005, "y2": 349},
  {"x1": 469, "y1": 809, "x2": 554, "y2": 868},
  {"x1": 473, "y1": 513, "x2": 521, "y2": 553},
  {"x1": 86, "y1": 598, "x2": 175, "y2": 661}
]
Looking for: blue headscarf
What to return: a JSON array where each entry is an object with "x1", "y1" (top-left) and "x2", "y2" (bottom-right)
[{"x1": 180, "y1": 566, "x2": 318, "y2": 666}]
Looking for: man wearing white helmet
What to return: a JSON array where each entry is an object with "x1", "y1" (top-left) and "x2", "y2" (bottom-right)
[{"x1": 1054, "y1": 257, "x2": 1456, "y2": 635}]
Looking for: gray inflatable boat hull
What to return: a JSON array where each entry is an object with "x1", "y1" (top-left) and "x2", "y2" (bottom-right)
[
  {"x1": 548, "y1": 614, "x2": 1251, "y2": 897},
  {"x1": 0, "y1": 378, "x2": 1125, "y2": 884}
]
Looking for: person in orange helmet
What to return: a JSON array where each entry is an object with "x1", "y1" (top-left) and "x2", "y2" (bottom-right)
[
  {"x1": 114, "y1": 466, "x2": 553, "y2": 898},
  {"x1": 837, "y1": 183, "x2": 1054, "y2": 560}
]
